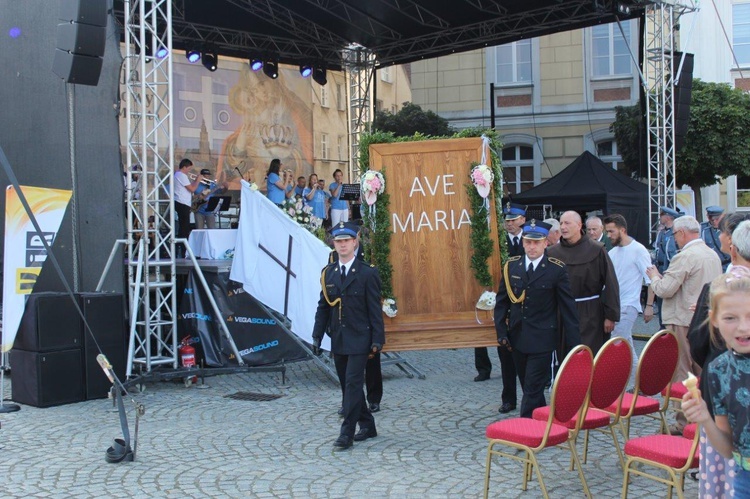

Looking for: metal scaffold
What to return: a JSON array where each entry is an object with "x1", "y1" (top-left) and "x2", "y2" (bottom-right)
[
  {"x1": 644, "y1": 0, "x2": 698, "y2": 240},
  {"x1": 124, "y1": 0, "x2": 178, "y2": 375},
  {"x1": 343, "y1": 44, "x2": 376, "y2": 180}
]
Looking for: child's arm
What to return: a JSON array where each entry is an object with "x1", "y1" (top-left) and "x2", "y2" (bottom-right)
[{"x1": 682, "y1": 389, "x2": 734, "y2": 459}]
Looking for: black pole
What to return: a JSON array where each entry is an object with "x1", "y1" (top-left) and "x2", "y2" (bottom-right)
[{"x1": 489, "y1": 83, "x2": 496, "y2": 129}]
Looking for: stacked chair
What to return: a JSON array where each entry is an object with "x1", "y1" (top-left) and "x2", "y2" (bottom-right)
[{"x1": 483, "y1": 345, "x2": 594, "y2": 499}]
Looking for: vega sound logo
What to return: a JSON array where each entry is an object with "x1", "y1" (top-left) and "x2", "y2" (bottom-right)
[
  {"x1": 227, "y1": 315, "x2": 276, "y2": 325},
  {"x1": 181, "y1": 312, "x2": 212, "y2": 321},
  {"x1": 184, "y1": 287, "x2": 193, "y2": 295},
  {"x1": 227, "y1": 286, "x2": 246, "y2": 297},
  {"x1": 238, "y1": 340, "x2": 279, "y2": 356}
]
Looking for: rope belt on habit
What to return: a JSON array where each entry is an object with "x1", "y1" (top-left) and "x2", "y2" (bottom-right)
[{"x1": 575, "y1": 294, "x2": 600, "y2": 303}]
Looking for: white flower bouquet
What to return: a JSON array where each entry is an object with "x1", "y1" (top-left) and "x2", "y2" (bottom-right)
[
  {"x1": 382, "y1": 298, "x2": 398, "y2": 318},
  {"x1": 361, "y1": 170, "x2": 385, "y2": 206},
  {"x1": 470, "y1": 164, "x2": 494, "y2": 199}
]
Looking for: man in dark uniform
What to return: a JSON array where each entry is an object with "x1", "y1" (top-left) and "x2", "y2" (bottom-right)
[
  {"x1": 701, "y1": 205, "x2": 730, "y2": 271},
  {"x1": 328, "y1": 227, "x2": 383, "y2": 414},
  {"x1": 653, "y1": 206, "x2": 682, "y2": 325},
  {"x1": 312, "y1": 222, "x2": 385, "y2": 450},
  {"x1": 494, "y1": 220, "x2": 581, "y2": 418},
  {"x1": 474, "y1": 202, "x2": 525, "y2": 414}
]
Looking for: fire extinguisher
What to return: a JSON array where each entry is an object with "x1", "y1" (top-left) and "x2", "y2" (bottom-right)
[{"x1": 179, "y1": 336, "x2": 196, "y2": 368}]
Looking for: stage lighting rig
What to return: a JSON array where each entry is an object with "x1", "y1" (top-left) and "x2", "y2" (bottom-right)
[
  {"x1": 312, "y1": 66, "x2": 327, "y2": 86},
  {"x1": 186, "y1": 48, "x2": 201, "y2": 64},
  {"x1": 250, "y1": 58, "x2": 263, "y2": 71},
  {"x1": 202, "y1": 48, "x2": 218, "y2": 72},
  {"x1": 263, "y1": 59, "x2": 279, "y2": 79},
  {"x1": 155, "y1": 46, "x2": 169, "y2": 59},
  {"x1": 299, "y1": 64, "x2": 313, "y2": 78}
]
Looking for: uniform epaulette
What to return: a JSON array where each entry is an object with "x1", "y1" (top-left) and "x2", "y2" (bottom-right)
[
  {"x1": 507, "y1": 255, "x2": 522, "y2": 262},
  {"x1": 370, "y1": 263, "x2": 375, "y2": 268},
  {"x1": 548, "y1": 257, "x2": 565, "y2": 267}
]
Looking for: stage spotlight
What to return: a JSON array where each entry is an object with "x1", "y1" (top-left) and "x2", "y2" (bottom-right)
[
  {"x1": 155, "y1": 46, "x2": 169, "y2": 59},
  {"x1": 186, "y1": 48, "x2": 201, "y2": 64},
  {"x1": 263, "y1": 59, "x2": 279, "y2": 79},
  {"x1": 312, "y1": 66, "x2": 327, "y2": 86},
  {"x1": 299, "y1": 64, "x2": 313, "y2": 78},
  {"x1": 250, "y1": 58, "x2": 263, "y2": 71},
  {"x1": 617, "y1": 2, "x2": 631, "y2": 15},
  {"x1": 202, "y1": 49, "x2": 218, "y2": 72}
]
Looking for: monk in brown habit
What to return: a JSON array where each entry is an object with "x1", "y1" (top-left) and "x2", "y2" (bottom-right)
[{"x1": 547, "y1": 211, "x2": 620, "y2": 355}]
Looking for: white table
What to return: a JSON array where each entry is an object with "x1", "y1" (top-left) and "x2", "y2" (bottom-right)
[{"x1": 188, "y1": 229, "x2": 237, "y2": 259}]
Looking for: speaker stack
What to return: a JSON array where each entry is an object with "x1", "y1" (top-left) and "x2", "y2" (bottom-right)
[
  {"x1": 10, "y1": 292, "x2": 126, "y2": 407},
  {"x1": 52, "y1": 0, "x2": 108, "y2": 86}
]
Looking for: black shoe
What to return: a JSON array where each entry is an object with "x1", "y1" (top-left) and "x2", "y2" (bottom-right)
[
  {"x1": 353, "y1": 428, "x2": 377, "y2": 442},
  {"x1": 369, "y1": 403, "x2": 380, "y2": 413},
  {"x1": 337, "y1": 406, "x2": 344, "y2": 417},
  {"x1": 332, "y1": 435, "x2": 353, "y2": 450},
  {"x1": 498, "y1": 402, "x2": 516, "y2": 414},
  {"x1": 474, "y1": 373, "x2": 491, "y2": 382}
]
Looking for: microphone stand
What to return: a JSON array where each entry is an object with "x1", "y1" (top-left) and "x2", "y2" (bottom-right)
[{"x1": 0, "y1": 352, "x2": 20, "y2": 413}]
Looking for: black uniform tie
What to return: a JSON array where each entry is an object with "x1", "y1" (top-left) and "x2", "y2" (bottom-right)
[
  {"x1": 513, "y1": 236, "x2": 520, "y2": 254},
  {"x1": 527, "y1": 262, "x2": 534, "y2": 277},
  {"x1": 340, "y1": 265, "x2": 346, "y2": 283}
]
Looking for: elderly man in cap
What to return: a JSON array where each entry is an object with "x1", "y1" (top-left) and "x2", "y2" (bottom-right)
[
  {"x1": 473, "y1": 203, "x2": 524, "y2": 415},
  {"x1": 312, "y1": 221, "x2": 385, "y2": 450},
  {"x1": 548, "y1": 211, "x2": 620, "y2": 355},
  {"x1": 494, "y1": 219, "x2": 580, "y2": 417},
  {"x1": 701, "y1": 205, "x2": 730, "y2": 271},
  {"x1": 646, "y1": 215, "x2": 722, "y2": 434}
]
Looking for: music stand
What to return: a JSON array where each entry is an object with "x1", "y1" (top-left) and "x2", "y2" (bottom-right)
[
  {"x1": 341, "y1": 183, "x2": 361, "y2": 201},
  {"x1": 205, "y1": 196, "x2": 232, "y2": 213}
]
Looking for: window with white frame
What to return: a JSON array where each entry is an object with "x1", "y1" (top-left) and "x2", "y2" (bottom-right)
[
  {"x1": 591, "y1": 22, "x2": 631, "y2": 77},
  {"x1": 737, "y1": 175, "x2": 750, "y2": 208},
  {"x1": 596, "y1": 140, "x2": 626, "y2": 172},
  {"x1": 337, "y1": 135, "x2": 345, "y2": 161},
  {"x1": 336, "y1": 83, "x2": 345, "y2": 110},
  {"x1": 734, "y1": 3, "x2": 750, "y2": 67},
  {"x1": 321, "y1": 133, "x2": 329, "y2": 160},
  {"x1": 381, "y1": 66, "x2": 392, "y2": 83},
  {"x1": 495, "y1": 39, "x2": 532, "y2": 85},
  {"x1": 502, "y1": 145, "x2": 535, "y2": 194},
  {"x1": 320, "y1": 86, "x2": 329, "y2": 107}
]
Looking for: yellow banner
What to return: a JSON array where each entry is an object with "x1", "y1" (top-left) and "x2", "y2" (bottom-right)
[{"x1": 2, "y1": 185, "x2": 72, "y2": 352}]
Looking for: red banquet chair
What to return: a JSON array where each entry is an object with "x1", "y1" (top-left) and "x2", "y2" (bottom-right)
[
  {"x1": 603, "y1": 330, "x2": 679, "y2": 440},
  {"x1": 483, "y1": 345, "x2": 594, "y2": 499},
  {"x1": 660, "y1": 376, "x2": 699, "y2": 425},
  {"x1": 532, "y1": 337, "x2": 633, "y2": 469},
  {"x1": 621, "y1": 421, "x2": 701, "y2": 498}
]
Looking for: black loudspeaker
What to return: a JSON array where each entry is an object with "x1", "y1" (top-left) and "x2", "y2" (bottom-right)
[
  {"x1": 14, "y1": 292, "x2": 82, "y2": 352},
  {"x1": 52, "y1": 0, "x2": 108, "y2": 86},
  {"x1": 78, "y1": 292, "x2": 126, "y2": 400},
  {"x1": 673, "y1": 52, "x2": 694, "y2": 153},
  {"x1": 10, "y1": 349, "x2": 85, "y2": 407}
]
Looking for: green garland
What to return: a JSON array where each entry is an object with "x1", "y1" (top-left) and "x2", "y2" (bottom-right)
[{"x1": 466, "y1": 166, "x2": 494, "y2": 288}]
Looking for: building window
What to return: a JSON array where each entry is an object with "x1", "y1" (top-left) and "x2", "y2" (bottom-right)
[
  {"x1": 321, "y1": 133, "x2": 329, "y2": 160},
  {"x1": 596, "y1": 140, "x2": 626, "y2": 172},
  {"x1": 381, "y1": 66, "x2": 392, "y2": 83},
  {"x1": 502, "y1": 145, "x2": 535, "y2": 194},
  {"x1": 376, "y1": 99, "x2": 384, "y2": 112},
  {"x1": 336, "y1": 83, "x2": 345, "y2": 110},
  {"x1": 734, "y1": 3, "x2": 750, "y2": 67},
  {"x1": 320, "y1": 86, "x2": 329, "y2": 108},
  {"x1": 337, "y1": 135, "x2": 345, "y2": 161},
  {"x1": 592, "y1": 22, "x2": 631, "y2": 77},
  {"x1": 737, "y1": 175, "x2": 750, "y2": 208},
  {"x1": 495, "y1": 39, "x2": 532, "y2": 85}
]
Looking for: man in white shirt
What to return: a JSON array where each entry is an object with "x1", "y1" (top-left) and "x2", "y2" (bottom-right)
[
  {"x1": 604, "y1": 214, "x2": 653, "y2": 387},
  {"x1": 174, "y1": 158, "x2": 201, "y2": 257}
]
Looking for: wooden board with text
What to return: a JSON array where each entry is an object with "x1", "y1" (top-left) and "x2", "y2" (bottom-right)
[{"x1": 368, "y1": 138, "x2": 501, "y2": 351}]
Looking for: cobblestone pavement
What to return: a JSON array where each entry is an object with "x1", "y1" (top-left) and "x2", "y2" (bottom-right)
[{"x1": 0, "y1": 318, "x2": 698, "y2": 498}]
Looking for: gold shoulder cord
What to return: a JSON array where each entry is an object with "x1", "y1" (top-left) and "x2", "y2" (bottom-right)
[
  {"x1": 503, "y1": 262, "x2": 525, "y2": 304},
  {"x1": 320, "y1": 267, "x2": 343, "y2": 319}
]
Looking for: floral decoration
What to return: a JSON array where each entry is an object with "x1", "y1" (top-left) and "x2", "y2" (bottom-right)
[
  {"x1": 360, "y1": 170, "x2": 385, "y2": 206},
  {"x1": 382, "y1": 298, "x2": 398, "y2": 318},
  {"x1": 470, "y1": 164, "x2": 494, "y2": 199}
]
